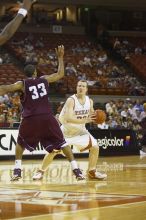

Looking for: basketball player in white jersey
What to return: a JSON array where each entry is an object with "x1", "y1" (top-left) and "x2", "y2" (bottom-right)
[{"x1": 33, "y1": 80, "x2": 107, "y2": 180}]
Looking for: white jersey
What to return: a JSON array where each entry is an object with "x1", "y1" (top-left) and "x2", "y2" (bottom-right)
[{"x1": 59, "y1": 94, "x2": 91, "y2": 138}]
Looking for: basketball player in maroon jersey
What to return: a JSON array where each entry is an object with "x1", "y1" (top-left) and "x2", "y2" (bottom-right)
[
  {"x1": 0, "y1": 0, "x2": 33, "y2": 46},
  {"x1": 0, "y1": 45, "x2": 85, "y2": 181}
]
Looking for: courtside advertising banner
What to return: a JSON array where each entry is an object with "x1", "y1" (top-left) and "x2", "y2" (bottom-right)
[
  {"x1": 0, "y1": 129, "x2": 46, "y2": 155},
  {"x1": 0, "y1": 128, "x2": 139, "y2": 156},
  {"x1": 89, "y1": 128, "x2": 139, "y2": 156}
]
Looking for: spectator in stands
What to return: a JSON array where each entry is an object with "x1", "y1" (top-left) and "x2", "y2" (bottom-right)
[
  {"x1": 25, "y1": 43, "x2": 34, "y2": 52},
  {"x1": 116, "y1": 99, "x2": 124, "y2": 112},
  {"x1": 65, "y1": 63, "x2": 77, "y2": 76},
  {"x1": 83, "y1": 55, "x2": 92, "y2": 67},
  {"x1": 98, "y1": 52, "x2": 108, "y2": 64},
  {"x1": 132, "y1": 109, "x2": 143, "y2": 122},
  {"x1": 133, "y1": 99, "x2": 144, "y2": 112},
  {"x1": 105, "y1": 100, "x2": 114, "y2": 115},
  {"x1": 0, "y1": 94, "x2": 9, "y2": 104},
  {"x1": 47, "y1": 49, "x2": 56, "y2": 60},
  {"x1": 135, "y1": 46, "x2": 142, "y2": 55},
  {"x1": 109, "y1": 116, "x2": 119, "y2": 128},
  {"x1": 140, "y1": 103, "x2": 146, "y2": 121},
  {"x1": 132, "y1": 118, "x2": 142, "y2": 141},
  {"x1": 121, "y1": 106, "x2": 129, "y2": 118},
  {"x1": 113, "y1": 38, "x2": 121, "y2": 49},
  {"x1": 128, "y1": 103, "x2": 135, "y2": 116},
  {"x1": 77, "y1": 72, "x2": 86, "y2": 81}
]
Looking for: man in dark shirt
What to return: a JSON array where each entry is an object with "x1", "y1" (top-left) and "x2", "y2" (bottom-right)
[{"x1": 0, "y1": 45, "x2": 85, "y2": 181}]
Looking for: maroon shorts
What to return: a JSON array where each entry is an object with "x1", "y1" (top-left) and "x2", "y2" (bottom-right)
[{"x1": 17, "y1": 114, "x2": 66, "y2": 152}]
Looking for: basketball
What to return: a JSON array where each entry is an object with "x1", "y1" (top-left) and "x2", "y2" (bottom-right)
[{"x1": 95, "y1": 109, "x2": 106, "y2": 124}]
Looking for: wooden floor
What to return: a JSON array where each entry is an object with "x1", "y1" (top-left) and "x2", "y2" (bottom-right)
[{"x1": 0, "y1": 155, "x2": 146, "y2": 220}]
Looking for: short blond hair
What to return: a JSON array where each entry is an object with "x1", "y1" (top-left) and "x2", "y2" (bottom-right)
[{"x1": 77, "y1": 80, "x2": 88, "y2": 87}]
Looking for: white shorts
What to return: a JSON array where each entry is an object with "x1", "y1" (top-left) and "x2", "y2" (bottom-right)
[{"x1": 65, "y1": 131, "x2": 97, "y2": 152}]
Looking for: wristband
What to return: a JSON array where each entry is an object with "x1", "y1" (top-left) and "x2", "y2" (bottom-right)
[{"x1": 18, "y1": 8, "x2": 28, "y2": 17}]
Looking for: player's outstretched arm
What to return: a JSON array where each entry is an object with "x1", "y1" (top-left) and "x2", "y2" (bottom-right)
[
  {"x1": 0, "y1": 81, "x2": 23, "y2": 96},
  {"x1": 43, "y1": 45, "x2": 64, "y2": 83},
  {"x1": 0, "y1": 0, "x2": 33, "y2": 46}
]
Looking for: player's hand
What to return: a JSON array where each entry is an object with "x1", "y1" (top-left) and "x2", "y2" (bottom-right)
[
  {"x1": 91, "y1": 112, "x2": 96, "y2": 121},
  {"x1": 55, "y1": 45, "x2": 64, "y2": 58},
  {"x1": 21, "y1": 0, "x2": 36, "y2": 11},
  {"x1": 86, "y1": 113, "x2": 96, "y2": 123}
]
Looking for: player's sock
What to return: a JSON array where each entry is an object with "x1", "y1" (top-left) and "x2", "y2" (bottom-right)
[
  {"x1": 70, "y1": 160, "x2": 78, "y2": 170},
  {"x1": 14, "y1": 160, "x2": 22, "y2": 169}
]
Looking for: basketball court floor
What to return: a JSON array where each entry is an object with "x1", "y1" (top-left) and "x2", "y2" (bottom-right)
[{"x1": 0, "y1": 155, "x2": 146, "y2": 220}]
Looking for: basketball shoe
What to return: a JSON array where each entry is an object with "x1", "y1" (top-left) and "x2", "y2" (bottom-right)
[
  {"x1": 32, "y1": 170, "x2": 44, "y2": 180},
  {"x1": 33, "y1": 169, "x2": 85, "y2": 181},
  {"x1": 73, "y1": 168, "x2": 85, "y2": 180},
  {"x1": 88, "y1": 169, "x2": 107, "y2": 180},
  {"x1": 11, "y1": 168, "x2": 22, "y2": 181}
]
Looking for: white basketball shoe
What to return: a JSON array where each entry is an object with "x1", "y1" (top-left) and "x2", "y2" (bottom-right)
[
  {"x1": 32, "y1": 170, "x2": 44, "y2": 180},
  {"x1": 88, "y1": 169, "x2": 107, "y2": 180}
]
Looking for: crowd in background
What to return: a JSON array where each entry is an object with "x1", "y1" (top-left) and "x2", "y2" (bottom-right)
[
  {"x1": 113, "y1": 37, "x2": 146, "y2": 60},
  {"x1": 6, "y1": 33, "x2": 146, "y2": 96},
  {"x1": 92, "y1": 99, "x2": 146, "y2": 144},
  {"x1": 0, "y1": 93, "x2": 146, "y2": 144}
]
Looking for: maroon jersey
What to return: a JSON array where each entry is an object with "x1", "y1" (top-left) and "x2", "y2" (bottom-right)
[
  {"x1": 17, "y1": 76, "x2": 67, "y2": 152},
  {"x1": 20, "y1": 77, "x2": 52, "y2": 118}
]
